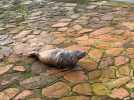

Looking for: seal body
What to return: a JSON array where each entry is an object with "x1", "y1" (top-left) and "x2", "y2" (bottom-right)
[{"x1": 30, "y1": 48, "x2": 86, "y2": 68}]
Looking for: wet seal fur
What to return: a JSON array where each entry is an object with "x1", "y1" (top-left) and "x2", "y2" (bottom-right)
[{"x1": 29, "y1": 48, "x2": 86, "y2": 68}]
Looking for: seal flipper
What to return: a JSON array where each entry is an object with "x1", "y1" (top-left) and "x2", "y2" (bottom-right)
[{"x1": 28, "y1": 51, "x2": 39, "y2": 60}]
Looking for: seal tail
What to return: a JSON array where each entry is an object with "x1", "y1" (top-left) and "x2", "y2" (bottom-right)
[{"x1": 28, "y1": 51, "x2": 39, "y2": 59}]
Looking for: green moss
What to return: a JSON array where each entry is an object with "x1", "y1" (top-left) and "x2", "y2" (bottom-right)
[
  {"x1": 77, "y1": 0, "x2": 89, "y2": 4},
  {"x1": 13, "y1": 1, "x2": 28, "y2": 17},
  {"x1": 126, "y1": 87, "x2": 134, "y2": 94},
  {"x1": 109, "y1": 1, "x2": 131, "y2": 7},
  {"x1": 23, "y1": 63, "x2": 32, "y2": 68},
  {"x1": 34, "y1": 88, "x2": 43, "y2": 97},
  {"x1": 21, "y1": 71, "x2": 33, "y2": 78},
  {"x1": 91, "y1": 83, "x2": 110, "y2": 96},
  {"x1": 9, "y1": 83, "x2": 20, "y2": 89}
]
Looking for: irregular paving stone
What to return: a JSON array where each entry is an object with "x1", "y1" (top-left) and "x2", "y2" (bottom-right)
[
  {"x1": 77, "y1": 40, "x2": 90, "y2": 47},
  {"x1": 70, "y1": 14, "x2": 80, "y2": 19},
  {"x1": 51, "y1": 22, "x2": 69, "y2": 28},
  {"x1": 105, "y1": 48, "x2": 123, "y2": 56},
  {"x1": 64, "y1": 3, "x2": 77, "y2": 7},
  {"x1": 14, "y1": 30, "x2": 32, "y2": 39},
  {"x1": 59, "y1": 18, "x2": 72, "y2": 22},
  {"x1": 0, "y1": 27, "x2": 5, "y2": 31},
  {"x1": 66, "y1": 30, "x2": 81, "y2": 37},
  {"x1": 2, "y1": 88, "x2": 19, "y2": 99},
  {"x1": 21, "y1": 35, "x2": 36, "y2": 42},
  {"x1": 122, "y1": 39, "x2": 134, "y2": 48},
  {"x1": 111, "y1": 29, "x2": 125, "y2": 35},
  {"x1": 112, "y1": 40, "x2": 124, "y2": 48},
  {"x1": 87, "y1": 38, "x2": 97, "y2": 46},
  {"x1": 15, "y1": 90, "x2": 33, "y2": 100},
  {"x1": 118, "y1": 65, "x2": 130, "y2": 76},
  {"x1": 79, "y1": 28, "x2": 93, "y2": 34},
  {"x1": 88, "y1": 49, "x2": 103, "y2": 62},
  {"x1": 0, "y1": 65, "x2": 13, "y2": 75},
  {"x1": 115, "y1": 56, "x2": 129, "y2": 66},
  {"x1": 0, "y1": 73, "x2": 21, "y2": 91},
  {"x1": 129, "y1": 54, "x2": 134, "y2": 59},
  {"x1": 91, "y1": 83, "x2": 110, "y2": 96},
  {"x1": 31, "y1": 11, "x2": 42, "y2": 16},
  {"x1": 0, "y1": 46, "x2": 13, "y2": 57},
  {"x1": 45, "y1": 68, "x2": 71, "y2": 77},
  {"x1": 94, "y1": 34, "x2": 115, "y2": 42},
  {"x1": 89, "y1": 17, "x2": 100, "y2": 25},
  {"x1": 58, "y1": 27, "x2": 68, "y2": 32},
  {"x1": 94, "y1": 41, "x2": 112, "y2": 49},
  {"x1": 110, "y1": 88, "x2": 129, "y2": 99},
  {"x1": 122, "y1": 22, "x2": 134, "y2": 30},
  {"x1": 10, "y1": 26, "x2": 25, "y2": 34},
  {"x1": 13, "y1": 43, "x2": 35, "y2": 55},
  {"x1": 65, "y1": 44, "x2": 88, "y2": 52},
  {"x1": 91, "y1": 96, "x2": 113, "y2": 100},
  {"x1": 0, "y1": 38, "x2": 13, "y2": 45},
  {"x1": 89, "y1": 27, "x2": 113, "y2": 37},
  {"x1": 88, "y1": 70, "x2": 102, "y2": 80},
  {"x1": 42, "y1": 82, "x2": 71, "y2": 98},
  {"x1": 75, "y1": 35, "x2": 88, "y2": 41},
  {"x1": 75, "y1": 36, "x2": 90, "y2": 46},
  {"x1": 126, "y1": 81, "x2": 134, "y2": 89},
  {"x1": 39, "y1": 45, "x2": 55, "y2": 52},
  {"x1": 73, "y1": 83, "x2": 92, "y2": 95},
  {"x1": 6, "y1": 19, "x2": 11, "y2": 26},
  {"x1": 0, "y1": 92, "x2": 9, "y2": 100},
  {"x1": 131, "y1": 93, "x2": 134, "y2": 98},
  {"x1": 72, "y1": 24, "x2": 82, "y2": 31},
  {"x1": 101, "y1": 14, "x2": 113, "y2": 21},
  {"x1": 20, "y1": 74, "x2": 59, "y2": 89},
  {"x1": 32, "y1": 30, "x2": 41, "y2": 35},
  {"x1": 13, "y1": 66, "x2": 26, "y2": 72},
  {"x1": 59, "y1": 96, "x2": 89, "y2": 100},
  {"x1": 25, "y1": 38, "x2": 40, "y2": 47},
  {"x1": 37, "y1": 31, "x2": 48, "y2": 38},
  {"x1": 7, "y1": 54, "x2": 21, "y2": 63},
  {"x1": 86, "y1": 5, "x2": 97, "y2": 9},
  {"x1": 64, "y1": 71, "x2": 88, "y2": 83},
  {"x1": 0, "y1": 35, "x2": 8, "y2": 41},
  {"x1": 101, "y1": 67, "x2": 116, "y2": 79},
  {"x1": 126, "y1": 48, "x2": 134, "y2": 55},
  {"x1": 31, "y1": 61, "x2": 47, "y2": 75},
  {"x1": 105, "y1": 77, "x2": 131, "y2": 89},
  {"x1": 53, "y1": 36, "x2": 65, "y2": 45},
  {"x1": 79, "y1": 59, "x2": 97, "y2": 71},
  {"x1": 99, "y1": 57, "x2": 114, "y2": 68}
]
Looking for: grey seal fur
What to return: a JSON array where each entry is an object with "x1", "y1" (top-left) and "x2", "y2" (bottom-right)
[{"x1": 30, "y1": 48, "x2": 86, "y2": 68}]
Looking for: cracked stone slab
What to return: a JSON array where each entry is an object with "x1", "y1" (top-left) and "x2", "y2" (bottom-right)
[{"x1": 20, "y1": 74, "x2": 59, "y2": 89}]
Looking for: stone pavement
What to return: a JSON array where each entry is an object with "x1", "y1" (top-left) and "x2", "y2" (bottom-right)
[{"x1": 0, "y1": 0, "x2": 134, "y2": 99}]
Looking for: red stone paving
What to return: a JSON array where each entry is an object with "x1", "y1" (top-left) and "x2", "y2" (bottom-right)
[{"x1": 0, "y1": 0, "x2": 134, "y2": 100}]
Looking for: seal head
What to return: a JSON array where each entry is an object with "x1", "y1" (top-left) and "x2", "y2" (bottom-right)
[{"x1": 73, "y1": 51, "x2": 86, "y2": 59}]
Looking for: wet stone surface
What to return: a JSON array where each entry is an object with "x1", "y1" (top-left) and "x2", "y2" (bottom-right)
[{"x1": 0, "y1": 0, "x2": 134, "y2": 99}]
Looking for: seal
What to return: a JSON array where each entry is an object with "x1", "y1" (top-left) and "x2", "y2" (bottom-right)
[{"x1": 29, "y1": 48, "x2": 86, "y2": 68}]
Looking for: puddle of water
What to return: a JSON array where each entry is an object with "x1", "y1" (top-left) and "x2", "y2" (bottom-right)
[{"x1": 111, "y1": 0, "x2": 134, "y2": 3}]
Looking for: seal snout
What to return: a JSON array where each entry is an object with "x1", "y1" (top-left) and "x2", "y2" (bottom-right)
[{"x1": 74, "y1": 51, "x2": 86, "y2": 59}]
